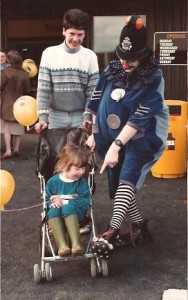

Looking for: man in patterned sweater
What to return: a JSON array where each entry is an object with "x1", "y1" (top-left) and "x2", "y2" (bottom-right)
[{"x1": 35, "y1": 8, "x2": 99, "y2": 132}]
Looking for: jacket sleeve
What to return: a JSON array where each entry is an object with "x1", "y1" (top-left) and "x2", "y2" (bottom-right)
[
  {"x1": 86, "y1": 71, "x2": 107, "y2": 115},
  {"x1": 36, "y1": 49, "x2": 52, "y2": 123},
  {"x1": 45, "y1": 178, "x2": 54, "y2": 207},
  {"x1": 76, "y1": 177, "x2": 91, "y2": 210},
  {"x1": 85, "y1": 53, "x2": 99, "y2": 110},
  {"x1": 24, "y1": 74, "x2": 31, "y2": 95},
  {"x1": 0, "y1": 69, "x2": 8, "y2": 91},
  {"x1": 127, "y1": 76, "x2": 165, "y2": 132}
]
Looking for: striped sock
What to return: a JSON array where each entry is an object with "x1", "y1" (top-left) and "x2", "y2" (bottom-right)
[
  {"x1": 127, "y1": 196, "x2": 143, "y2": 223},
  {"x1": 109, "y1": 184, "x2": 142, "y2": 230}
]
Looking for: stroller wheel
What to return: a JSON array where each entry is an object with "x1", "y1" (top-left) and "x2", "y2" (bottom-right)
[
  {"x1": 101, "y1": 259, "x2": 108, "y2": 277},
  {"x1": 34, "y1": 264, "x2": 42, "y2": 283},
  {"x1": 45, "y1": 263, "x2": 52, "y2": 282},
  {"x1": 90, "y1": 258, "x2": 97, "y2": 278}
]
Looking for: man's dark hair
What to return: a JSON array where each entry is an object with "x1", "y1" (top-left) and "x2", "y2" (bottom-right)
[{"x1": 63, "y1": 9, "x2": 89, "y2": 31}]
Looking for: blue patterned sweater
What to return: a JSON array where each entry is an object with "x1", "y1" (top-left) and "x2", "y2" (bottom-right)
[{"x1": 37, "y1": 42, "x2": 99, "y2": 128}]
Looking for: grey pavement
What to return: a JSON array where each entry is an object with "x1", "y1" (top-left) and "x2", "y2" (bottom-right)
[{"x1": 1, "y1": 133, "x2": 187, "y2": 300}]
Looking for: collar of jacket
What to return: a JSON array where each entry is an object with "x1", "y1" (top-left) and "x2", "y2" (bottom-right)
[{"x1": 104, "y1": 57, "x2": 161, "y2": 88}]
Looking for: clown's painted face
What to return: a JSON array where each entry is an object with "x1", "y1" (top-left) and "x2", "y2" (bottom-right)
[
  {"x1": 120, "y1": 59, "x2": 140, "y2": 73},
  {"x1": 63, "y1": 28, "x2": 85, "y2": 49}
]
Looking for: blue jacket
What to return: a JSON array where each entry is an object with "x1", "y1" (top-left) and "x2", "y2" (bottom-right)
[{"x1": 87, "y1": 59, "x2": 169, "y2": 194}]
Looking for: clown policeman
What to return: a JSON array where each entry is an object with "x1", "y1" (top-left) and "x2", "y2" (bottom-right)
[{"x1": 86, "y1": 15, "x2": 169, "y2": 247}]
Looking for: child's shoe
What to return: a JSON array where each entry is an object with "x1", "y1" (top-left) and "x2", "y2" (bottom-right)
[
  {"x1": 71, "y1": 245, "x2": 84, "y2": 256},
  {"x1": 58, "y1": 247, "x2": 71, "y2": 257}
]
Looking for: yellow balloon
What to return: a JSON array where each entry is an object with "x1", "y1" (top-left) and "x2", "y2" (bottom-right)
[
  {"x1": 22, "y1": 59, "x2": 38, "y2": 78},
  {"x1": 22, "y1": 58, "x2": 35, "y2": 65},
  {"x1": 23, "y1": 59, "x2": 35, "y2": 64},
  {"x1": 13, "y1": 96, "x2": 38, "y2": 127},
  {"x1": 0, "y1": 170, "x2": 15, "y2": 210}
]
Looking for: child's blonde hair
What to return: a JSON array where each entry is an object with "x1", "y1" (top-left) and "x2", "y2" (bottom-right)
[{"x1": 55, "y1": 143, "x2": 90, "y2": 173}]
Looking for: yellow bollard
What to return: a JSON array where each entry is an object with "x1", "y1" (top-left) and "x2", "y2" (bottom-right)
[{"x1": 152, "y1": 100, "x2": 187, "y2": 178}]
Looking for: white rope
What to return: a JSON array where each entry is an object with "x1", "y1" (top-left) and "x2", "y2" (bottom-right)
[{"x1": 1, "y1": 203, "x2": 43, "y2": 212}]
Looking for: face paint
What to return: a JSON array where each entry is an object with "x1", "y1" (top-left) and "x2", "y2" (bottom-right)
[
  {"x1": 122, "y1": 61, "x2": 129, "y2": 70},
  {"x1": 121, "y1": 59, "x2": 140, "y2": 72}
]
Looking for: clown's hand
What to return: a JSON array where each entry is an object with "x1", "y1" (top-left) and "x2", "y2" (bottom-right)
[{"x1": 100, "y1": 143, "x2": 120, "y2": 174}]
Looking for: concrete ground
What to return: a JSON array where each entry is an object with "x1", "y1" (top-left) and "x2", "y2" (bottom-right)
[{"x1": 1, "y1": 133, "x2": 187, "y2": 300}]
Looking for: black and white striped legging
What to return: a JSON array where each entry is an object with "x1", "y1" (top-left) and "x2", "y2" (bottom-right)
[{"x1": 109, "y1": 184, "x2": 143, "y2": 230}]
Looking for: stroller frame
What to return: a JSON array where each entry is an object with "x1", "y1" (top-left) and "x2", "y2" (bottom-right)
[{"x1": 33, "y1": 128, "x2": 109, "y2": 283}]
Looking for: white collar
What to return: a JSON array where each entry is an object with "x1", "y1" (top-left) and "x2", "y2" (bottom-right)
[{"x1": 59, "y1": 172, "x2": 74, "y2": 183}]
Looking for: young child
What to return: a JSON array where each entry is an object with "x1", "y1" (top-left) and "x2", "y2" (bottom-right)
[{"x1": 45, "y1": 144, "x2": 91, "y2": 256}]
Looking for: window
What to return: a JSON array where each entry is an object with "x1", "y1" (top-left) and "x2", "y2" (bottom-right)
[{"x1": 94, "y1": 15, "x2": 146, "y2": 53}]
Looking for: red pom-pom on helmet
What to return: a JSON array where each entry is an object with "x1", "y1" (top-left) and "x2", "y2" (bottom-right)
[
  {"x1": 135, "y1": 18, "x2": 143, "y2": 30},
  {"x1": 125, "y1": 15, "x2": 143, "y2": 30}
]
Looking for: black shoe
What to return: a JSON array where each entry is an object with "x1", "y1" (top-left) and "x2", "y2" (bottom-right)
[
  {"x1": 133, "y1": 219, "x2": 153, "y2": 245},
  {"x1": 115, "y1": 219, "x2": 153, "y2": 247},
  {"x1": 115, "y1": 232, "x2": 133, "y2": 247}
]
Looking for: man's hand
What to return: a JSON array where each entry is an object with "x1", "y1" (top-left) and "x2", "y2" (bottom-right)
[
  {"x1": 35, "y1": 121, "x2": 48, "y2": 133},
  {"x1": 83, "y1": 120, "x2": 92, "y2": 135},
  {"x1": 86, "y1": 134, "x2": 96, "y2": 152},
  {"x1": 100, "y1": 143, "x2": 120, "y2": 174}
]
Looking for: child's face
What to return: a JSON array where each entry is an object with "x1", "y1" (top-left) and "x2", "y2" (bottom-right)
[
  {"x1": 64, "y1": 165, "x2": 86, "y2": 180},
  {"x1": 63, "y1": 28, "x2": 85, "y2": 49}
]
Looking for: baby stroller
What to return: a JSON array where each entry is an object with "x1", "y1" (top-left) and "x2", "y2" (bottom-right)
[{"x1": 33, "y1": 128, "x2": 109, "y2": 283}]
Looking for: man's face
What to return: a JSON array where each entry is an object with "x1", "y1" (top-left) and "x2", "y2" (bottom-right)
[
  {"x1": 63, "y1": 28, "x2": 85, "y2": 49},
  {"x1": 0, "y1": 52, "x2": 7, "y2": 64}
]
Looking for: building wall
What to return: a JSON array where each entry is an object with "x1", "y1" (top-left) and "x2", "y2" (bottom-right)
[{"x1": 1, "y1": 0, "x2": 187, "y2": 100}]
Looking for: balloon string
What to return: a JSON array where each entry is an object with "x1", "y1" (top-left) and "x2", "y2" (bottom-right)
[
  {"x1": 27, "y1": 125, "x2": 36, "y2": 131},
  {"x1": 1, "y1": 203, "x2": 43, "y2": 212}
]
